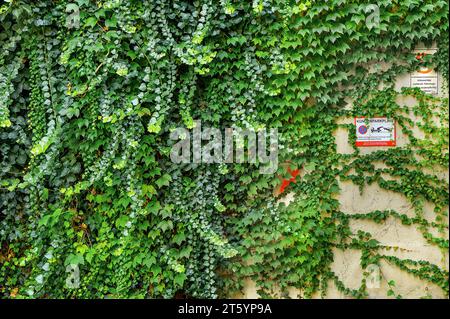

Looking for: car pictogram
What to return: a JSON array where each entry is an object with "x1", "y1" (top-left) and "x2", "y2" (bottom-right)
[{"x1": 371, "y1": 126, "x2": 393, "y2": 133}]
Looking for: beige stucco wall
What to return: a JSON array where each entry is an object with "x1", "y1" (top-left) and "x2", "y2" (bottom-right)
[{"x1": 239, "y1": 46, "x2": 449, "y2": 299}]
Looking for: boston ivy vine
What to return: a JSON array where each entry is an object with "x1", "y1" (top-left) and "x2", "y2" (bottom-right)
[{"x1": 0, "y1": 0, "x2": 448, "y2": 299}]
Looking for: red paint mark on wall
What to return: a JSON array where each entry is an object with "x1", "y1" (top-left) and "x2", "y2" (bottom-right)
[{"x1": 279, "y1": 168, "x2": 300, "y2": 194}]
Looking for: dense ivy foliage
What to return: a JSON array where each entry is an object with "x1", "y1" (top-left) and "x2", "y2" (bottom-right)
[{"x1": 0, "y1": 0, "x2": 448, "y2": 299}]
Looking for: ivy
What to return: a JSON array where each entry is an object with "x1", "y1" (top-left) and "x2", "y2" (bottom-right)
[{"x1": 0, "y1": 0, "x2": 448, "y2": 299}]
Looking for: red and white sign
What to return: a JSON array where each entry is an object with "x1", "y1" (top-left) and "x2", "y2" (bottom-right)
[{"x1": 355, "y1": 117, "x2": 396, "y2": 147}]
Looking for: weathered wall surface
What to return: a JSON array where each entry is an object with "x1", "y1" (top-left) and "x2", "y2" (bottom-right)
[{"x1": 239, "y1": 48, "x2": 449, "y2": 299}]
